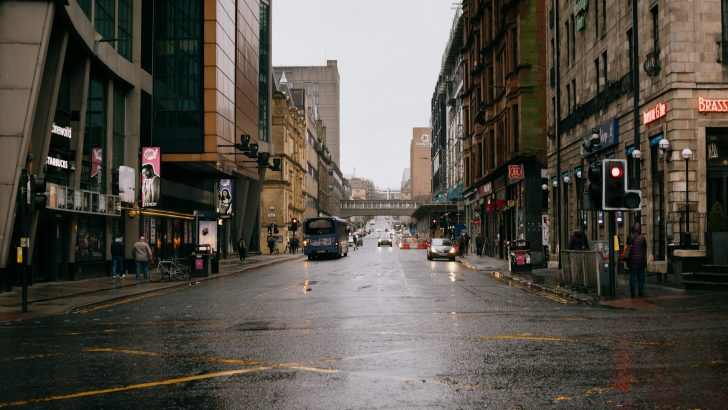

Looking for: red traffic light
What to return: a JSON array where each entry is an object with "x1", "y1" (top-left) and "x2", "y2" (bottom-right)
[{"x1": 610, "y1": 166, "x2": 623, "y2": 178}]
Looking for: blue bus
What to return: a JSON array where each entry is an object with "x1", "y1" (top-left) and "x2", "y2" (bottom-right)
[{"x1": 302, "y1": 217, "x2": 349, "y2": 260}]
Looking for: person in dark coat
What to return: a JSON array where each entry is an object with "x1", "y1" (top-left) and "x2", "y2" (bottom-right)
[
  {"x1": 110, "y1": 236, "x2": 125, "y2": 279},
  {"x1": 237, "y1": 235, "x2": 247, "y2": 261},
  {"x1": 568, "y1": 229, "x2": 590, "y2": 250},
  {"x1": 475, "y1": 233, "x2": 485, "y2": 257},
  {"x1": 626, "y1": 222, "x2": 648, "y2": 297}
]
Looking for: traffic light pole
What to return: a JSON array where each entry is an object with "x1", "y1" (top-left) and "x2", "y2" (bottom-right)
[
  {"x1": 607, "y1": 210, "x2": 616, "y2": 297},
  {"x1": 19, "y1": 170, "x2": 29, "y2": 313}
]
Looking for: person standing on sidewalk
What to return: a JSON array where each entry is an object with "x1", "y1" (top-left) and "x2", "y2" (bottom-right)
[
  {"x1": 267, "y1": 236, "x2": 277, "y2": 255},
  {"x1": 237, "y1": 235, "x2": 247, "y2": 261},
  {"x1": 475, "y1": 233, "x2": 484, "y2": 257},
  {"x1": 626, "y1": 222, "x2": 648, "y2": 298},
  {"x1": 110, "y1": 236, "x2": 125, "y2": 279},
  {"x1": 133, "y1": 236, "x2": 153, "y2": 281}
]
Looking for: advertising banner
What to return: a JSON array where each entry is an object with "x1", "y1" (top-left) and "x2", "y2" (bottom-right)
[
  {"x1": 119, "y1": 165, "x2": 136, "y2": 204},
  {"x1": 218, "y1": 179, "x2": 233, "y2": 218},
  {"x1": 198, "y1": 220, "x2": 218, "y2": 252},
  {"x1": 91, "y1": 148, "x2": 103, "y2": 178},
  {"x1": 141, "y1": 147, "x2": 161, "y2": 207}
]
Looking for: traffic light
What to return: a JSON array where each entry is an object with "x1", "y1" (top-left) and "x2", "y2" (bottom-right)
[
  {"x1": 586, "y1": 162, "x2": 602, "y2": 211},
  {"x1": 30, "y1": 175, "x2": 47, "y2": 211},
  {"x1": 602, "y1": 159, "x2": 641, "y2": 210},
  {"x1": 290, "y1": 218, "x2": 299, "y2": 232}
]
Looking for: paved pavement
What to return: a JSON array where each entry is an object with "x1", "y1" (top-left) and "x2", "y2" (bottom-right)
[
  {"x1": 0, "y1": 249, "x2": 708, "y2": 321},
  {"x1": 455, "y1": 252, "x2": 689, "y2": 310},
  {"x1": 0, "y1": 253, "x2": 304, "y2": 322}
]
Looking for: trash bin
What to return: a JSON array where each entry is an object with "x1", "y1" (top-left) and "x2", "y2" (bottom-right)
[
  {"x1": 210, "y1": 251, "x2": 220, "y2": 274},
  {"x1": 191, "y1": 245, "x2": 211, "y2": 277},
  {"x1": 509, "y1": 240, "x2": 532, "y2": 273}
]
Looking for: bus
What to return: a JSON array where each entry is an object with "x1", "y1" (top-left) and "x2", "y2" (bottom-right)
[{"x1": 302, "y1": 217, "x2": 349, "y2": 260}]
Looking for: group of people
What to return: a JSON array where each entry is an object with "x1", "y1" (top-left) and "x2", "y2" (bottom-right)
[{"x1": 109, "y1": 235, "x2": 155, "y2": 281}]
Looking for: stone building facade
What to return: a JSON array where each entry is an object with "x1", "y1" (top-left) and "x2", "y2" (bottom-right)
[
  {"x1": 547, "y1": 0, "x2": 728, "y2": 275},
  {"x1": 460, "y1": 0, "x2": 549, "y2": 263},
  {"x1": 260, "y1": 90, "x2": 306, "y2": 253}
]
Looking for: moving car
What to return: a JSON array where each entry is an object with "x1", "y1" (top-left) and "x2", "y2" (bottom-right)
[
  {"x1": 377, "y1": 235, "x2": 392, "y2": 247},
  {"x1": 427, "y1": 238, "x2": 456, "y2": 261}
]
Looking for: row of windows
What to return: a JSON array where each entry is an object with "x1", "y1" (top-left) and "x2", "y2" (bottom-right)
[{"x1": 77, "y1": 0, "x2": 132, "y2": 61}]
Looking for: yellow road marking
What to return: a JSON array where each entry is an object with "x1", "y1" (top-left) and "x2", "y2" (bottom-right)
[
  {"x1": 0, "y1": 367, "x2": 270, "y2": 408},
  {"x1": 84, "y1": 347, "x2": 339, "y2": 373}
]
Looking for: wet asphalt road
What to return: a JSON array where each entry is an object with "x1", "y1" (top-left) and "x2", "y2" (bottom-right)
[{"x1": 1, "y1": 236, "x2": 728, "y2": 409}]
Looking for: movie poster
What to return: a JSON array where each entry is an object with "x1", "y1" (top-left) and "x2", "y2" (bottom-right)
[
  {"x1": 218, "y1": 179, "x2": 233, "y2": 218},
  {"x1": 141, "y1": 147, "x2": 161, "y2": 207}
]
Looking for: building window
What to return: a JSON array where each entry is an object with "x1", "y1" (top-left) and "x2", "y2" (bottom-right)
[
  {"x1": 722, "y1": 0, "x2": 728, "y2": 63},
  {"x1": 594, "y1": 0, "x2": 599, "y2": 39},
  {"x1": 601, "y1": 51, "x2": 608, "y2": 88},
  {"x1": 627, "y1": 28, "x2": 633, "y2": 74},
  {"x1": 511, "y1": 27, "x2": 518, "y2": 70},
  {"x1": 78, "y1": 0, "x2": 91, "y2": 18},
  {"x1": 651, "y1": 142, "x2": 665, "y2": 260},
  {"x1": 117, "y1": 0, "x2": 133, "y2": 60},
  {"x1": 571, "y1": 79, "x2": 577, "y2": 111},
  {"x1": 565, "y1": 20, "x2": 570, "y2": 66},
  {"x1": 601, "y1": 0, "x2": 607, "y2": 35},
  {"x1": 594, "y1": 57, "x2": 600, "y2": 93},
  {"x1": 112, "y1": 86, "x2": 126, "y2": 171},
  {"x1": 566, "y1": 83, "x2": 571, "y2": 114},
  {"x1": 512, "y1": 105, "x2": 519, "y2": 154},
  {"x1": 570, "y1": 15, "x2": 576, "y2": 64},
  {"x1": 76, "y1": 215, "x2": 106, "y2": 262},
  {"x1": 259, "y1": 1, "x2": 271, "y2": 143},
  {"x1": 651, "y1": 5, "x2": 659, "y2": 52},
  {"x1": 94, "y1": 0, "x2": 115, "y2": 41},
  {"x1": 489, "y1": 130, "x2": 495, "y2": 170},
  {"x1": 153, "y1": 0, "x2": 203, "y2": 152},
  {"x1": 82, "y1": 73, "x2": 107, "y2": 193}
]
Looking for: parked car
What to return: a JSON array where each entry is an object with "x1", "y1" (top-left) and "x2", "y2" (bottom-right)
[
  {"x1": 377, "y1": 235, "x2": 392, "y2": 247},
  {"x1": 427, "y1": 238, "x2": 456, "y2": 261}
]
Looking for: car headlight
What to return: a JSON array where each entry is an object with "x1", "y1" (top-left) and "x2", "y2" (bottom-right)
[
  {"x1": 430, "y1": 246, "x2": 436, "y2": 253},
  {"x1": 449, "y1": 247, "x2": 456, "y2": 254}
]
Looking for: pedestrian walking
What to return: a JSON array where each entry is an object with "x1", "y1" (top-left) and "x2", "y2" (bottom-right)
[
  {"x1": 133, "y1": 236, "x2": 153, "y2": 281},
  {"x1": 237, "y1": 235, "x2": 247, "y2": 261},
  {"x1": 458, "y1": 234, "x2": 465, "y2": 257},
  {"x1": 626, "y1": 222, "x2": 648, "y2": 298},
  {"x1": 463, "y1": 232, "x2": 471, "y2": 255},
  {"x1": 110, "y1": 236, "x2": 125, "y2": 278},
  {"x1": 475, "y1": 233, "x2": 484, "y2": 257},
  {"x1": 568, "y1": 229, "x2": 590, "y2": 250},
  {"x1": 267, "y1": 236, "x2": 277, "y2": 255}
]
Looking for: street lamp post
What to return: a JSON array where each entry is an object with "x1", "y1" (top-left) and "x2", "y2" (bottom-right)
[{"x1": 682, "y1": 148, "x2": 693, "y2": 246}]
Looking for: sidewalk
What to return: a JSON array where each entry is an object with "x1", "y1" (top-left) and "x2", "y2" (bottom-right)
[
  {"x1": 456, "y1": 253, "x2": 687, "y2": 309},
  {"x1": 0, "y1": 253, "x2": 303, "y2": 322}
]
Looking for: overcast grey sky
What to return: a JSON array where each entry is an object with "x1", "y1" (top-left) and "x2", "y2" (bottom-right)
[{"x1": 272, "y1": 0, "x2": 457, "y2": 190}]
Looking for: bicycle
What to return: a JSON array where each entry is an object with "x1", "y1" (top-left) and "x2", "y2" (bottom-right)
[{"x1": 149, "y1": 258, "x2": 190, "y2": 282}]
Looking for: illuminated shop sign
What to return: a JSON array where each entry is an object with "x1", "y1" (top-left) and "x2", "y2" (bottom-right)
[
  {"x1": 698, "y1": 97, "x2": 728, "y2": 113},
  {"x1": 51, "y1": 123, "x2": 72, "y2": 139},
  {"x1": 46, "y1": 156, "x2": 68, "y2": 169},
  {"x1": 642, "y1": 102, "x2": 667, "y2": 125}
]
